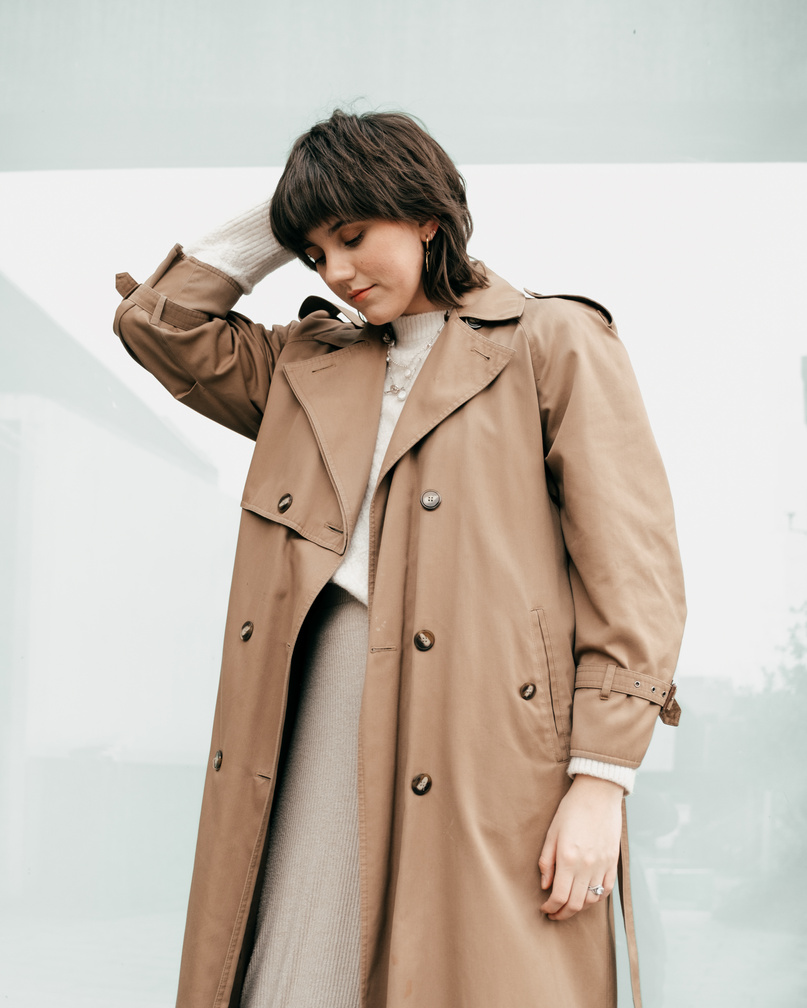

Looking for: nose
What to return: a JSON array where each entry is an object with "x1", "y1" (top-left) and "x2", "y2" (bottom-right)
[{"x1": 323, "y1": 250, "x2": 355, "y2": 288}]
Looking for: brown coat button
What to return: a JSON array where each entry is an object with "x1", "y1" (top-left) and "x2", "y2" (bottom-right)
[
  {"x1": 213, "y1": 750, "x2": 223, "y2": 771},
  {"x1": 277, "y1": 493, "x2": 293, "y2": 513},
  {"x1": 414, "y1": 630, "x2": 435, "y2": 651},
  {"x1": 411, "y1": 773, "x2": 432, "y2": 795},
  {"x1": 240, "y1": 621, "x2": 254, "y2": 641},
  {"x1": 520, "y1": 682, "x2": 536, "y2": 700},
  {"x1": 420, "y1": 490, "x2": 441, "y2": 510}
]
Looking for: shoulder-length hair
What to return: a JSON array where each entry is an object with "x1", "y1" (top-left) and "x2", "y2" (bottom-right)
[{"x1": 269, "y1": 110, "x2": 488, "y2": 309}]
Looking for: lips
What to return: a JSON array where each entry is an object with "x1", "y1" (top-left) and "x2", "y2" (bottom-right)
[{"x1": 348, "y1": 286, "x2": 374, "y2": 303}]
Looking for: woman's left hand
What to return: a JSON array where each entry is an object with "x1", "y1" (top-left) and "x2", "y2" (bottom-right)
[{"x1": 538, "y1": 774, "x2": 623, "y2": 921}]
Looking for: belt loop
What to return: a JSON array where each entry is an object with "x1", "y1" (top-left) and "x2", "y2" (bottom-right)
[
  {"x1": 600, "y1": 662, "x2": 617, "y2": 700},
  {"x1": 150, "y1": 293, "x2": 167, "y2": 326}
]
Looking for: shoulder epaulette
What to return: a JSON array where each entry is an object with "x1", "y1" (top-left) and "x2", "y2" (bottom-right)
[{"x1": 523, "y1": 289, "x2": 613, "y2": 327}]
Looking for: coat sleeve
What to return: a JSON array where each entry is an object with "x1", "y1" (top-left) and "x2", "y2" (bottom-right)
[
  {"x1": 113, "y1": 245, "x2": 295, "y2": 440},
  {"x1": 524, "y1": 297, "x2": 686, "y2": 769}
]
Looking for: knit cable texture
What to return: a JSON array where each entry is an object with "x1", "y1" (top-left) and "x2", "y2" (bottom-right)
[
  {"x1": 184, "y1": 200, "x2": 296, "y2": 294},
  {"x1": 568, "y1": 757, "x2": 636, "y2": 794}
]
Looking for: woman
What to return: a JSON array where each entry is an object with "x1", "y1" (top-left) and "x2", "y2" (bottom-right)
[{"x1": 114, "y1": 110, "x2": 685, "y2": 1008}]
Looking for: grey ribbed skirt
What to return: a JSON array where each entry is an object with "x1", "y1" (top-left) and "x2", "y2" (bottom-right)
[{"x1": 240, "y1": 585, "x2": 366, "y2": 1008}]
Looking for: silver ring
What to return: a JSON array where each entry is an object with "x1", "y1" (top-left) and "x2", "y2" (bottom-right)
[{"x1": 587, "y1": 885, "x2": 605, "y2": 896}]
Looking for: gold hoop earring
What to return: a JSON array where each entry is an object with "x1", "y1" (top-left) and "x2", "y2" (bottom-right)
[{"x1": 425, "y1": 236, "x2": 431, "y2": 275}]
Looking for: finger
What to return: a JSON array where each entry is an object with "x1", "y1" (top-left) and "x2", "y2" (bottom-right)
[
  {"x1": 538, "y1": 836, "x2": 557, "y2": 892},
  {"x1": 563, "y1": 880, "x2": 612, "y2": 919},
  {"x1": 546, "y1": 877, "x2": 590, "y2": 921},
  {"x1": 539, "y1": 866, "x2": 573, "y2": 915}
]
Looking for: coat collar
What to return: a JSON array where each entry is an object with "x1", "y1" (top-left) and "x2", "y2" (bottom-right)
[
  {"x1": 449, "y1": 262, "x2": 527, "y2": 324},
  {"x1": 297, "y1": 263, "x2": 526, "y2": 338},
  {"x1": 355, "y1": 263, "x2": 525, "y2": 334}
]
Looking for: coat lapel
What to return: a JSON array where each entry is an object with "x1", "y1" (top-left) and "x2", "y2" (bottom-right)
[
  {"x1": 379, "y1": 267, "x2": 525, "y2": 480},
  {"x1": 283, "y1": 335, "x2": 387, "y2": 536}
]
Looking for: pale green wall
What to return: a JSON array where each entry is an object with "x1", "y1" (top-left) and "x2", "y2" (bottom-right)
[{"x1": 1, "y1": 0, "x2": 805, "y2": 168}]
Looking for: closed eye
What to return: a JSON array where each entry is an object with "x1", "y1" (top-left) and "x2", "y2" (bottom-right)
[{"x1": 304, "y1": 227, "x2": 363, "y2": 268}]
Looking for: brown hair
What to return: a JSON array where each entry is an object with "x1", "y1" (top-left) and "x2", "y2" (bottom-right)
[{"x1": 269, "y1": 110, "x2": 487, "y2": 309}]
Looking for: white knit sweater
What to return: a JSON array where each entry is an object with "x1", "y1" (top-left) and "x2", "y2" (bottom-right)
[
  {"x1": 185, "y1": 201, "x2": 636, "y2": 794},
  {"x1": 330, "y1": 310, "x2": 445, "y2": 604}
]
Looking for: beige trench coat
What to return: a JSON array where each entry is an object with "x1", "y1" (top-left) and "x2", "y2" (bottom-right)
[{"x1": 114, "y1": 246, "x2": 685, "y2": 1008}]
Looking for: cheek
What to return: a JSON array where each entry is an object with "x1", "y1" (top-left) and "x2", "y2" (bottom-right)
[{"x1": 391, "y1": 247, "x2": 424, "y2": 288}]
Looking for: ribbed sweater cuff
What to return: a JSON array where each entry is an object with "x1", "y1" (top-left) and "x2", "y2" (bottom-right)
[
  {"x1": 184, "y1": 200, "x2": 296, "y2": 294},
  {"x1": 567, "y1": 757, "x2": 636, "y2": 795}
]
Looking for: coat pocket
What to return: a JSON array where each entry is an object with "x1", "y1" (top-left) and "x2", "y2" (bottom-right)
[{"x1": 529, "y1": 607, "x2": 572, "y2": 762}]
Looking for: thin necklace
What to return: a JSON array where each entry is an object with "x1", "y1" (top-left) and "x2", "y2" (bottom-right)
[{"x1": 384, "y1": 320, "x2": 445, "y2": 401}]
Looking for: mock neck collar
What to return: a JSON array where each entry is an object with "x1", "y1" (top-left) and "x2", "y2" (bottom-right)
[{"x1": 391, "y1": 309, "x2": 445, "y2": 348}]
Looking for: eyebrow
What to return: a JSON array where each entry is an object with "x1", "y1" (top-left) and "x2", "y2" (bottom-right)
[
  {"x1": 304, "y1": 220, "x2": 346, "y2": 249},
  {"x1": 304, "y1": 216, "x2": 350, "y2": 245}
]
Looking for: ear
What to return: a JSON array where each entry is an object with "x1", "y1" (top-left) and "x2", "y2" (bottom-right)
[{"x1": 420, "y1": 219, "x2": 439, "y2": 241}]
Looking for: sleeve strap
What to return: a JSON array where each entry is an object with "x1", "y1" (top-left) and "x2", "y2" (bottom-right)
[
  {"x1": 115, "y1": 274, "x2": 211, "y2": 330},
  {"x1": 576, "y1": 663, "x2": 681, "y2": 724}
]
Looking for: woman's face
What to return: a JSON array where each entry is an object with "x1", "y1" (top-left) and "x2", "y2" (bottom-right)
[{"x1": 304, "y1": 218, "x2": 438, "y2": 324}]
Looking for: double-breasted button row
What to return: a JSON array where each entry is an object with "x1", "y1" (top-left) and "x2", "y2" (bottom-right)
[{"x1": 410, "y1": 610, "x2": 437, "y2": 792}]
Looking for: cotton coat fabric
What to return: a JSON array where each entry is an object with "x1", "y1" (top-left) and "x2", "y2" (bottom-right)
[{"x1": 113, "y1": 247, "x2": 686, "y2": 1008}]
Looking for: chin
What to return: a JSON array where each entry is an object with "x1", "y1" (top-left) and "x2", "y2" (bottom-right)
[{"x1": 362, "y1": 307, "x2": 397, "y2": 327}]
